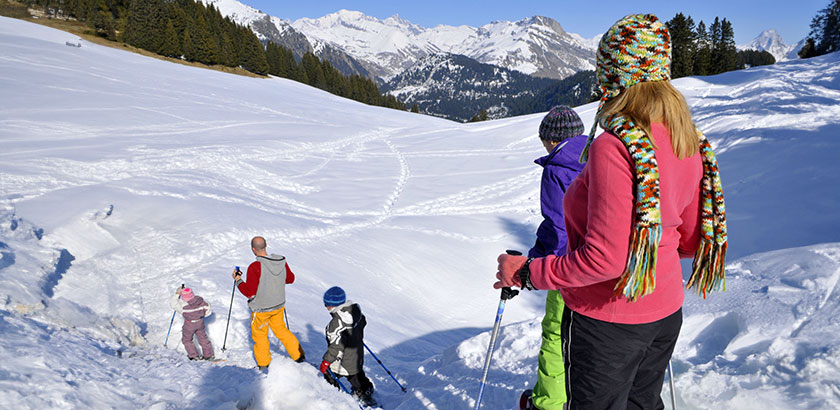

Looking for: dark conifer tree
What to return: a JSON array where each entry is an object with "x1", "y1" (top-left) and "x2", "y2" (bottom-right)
[
  {"x1": 301, "y1": 52, "x2": 327, "y2": 89},
  {"x1": 694, "y1": 21, "x2": 711, "y2": 75},
  {"x1": 809, "y1": 0, "x2": 840, "y2": 55},
  {"x1": 709, "y1": 17, "x2": 724, "y2": 74},
  {"x1": 718, "y1": 19, "x2": 738, "y2": 72},
  {"x1": 160, "y1": 19, "x2": 180, "y2": 58},
  {"x1": 798, "y1": 37, "x2": 818, "y2": 58},
  {"x1": 666, "y1": 13, "x2": 696, "y2": 78}
]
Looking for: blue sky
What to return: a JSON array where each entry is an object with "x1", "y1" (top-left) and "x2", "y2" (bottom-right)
[{"x1": 246, "y1": 0, "x2": 829, "y2": 45}]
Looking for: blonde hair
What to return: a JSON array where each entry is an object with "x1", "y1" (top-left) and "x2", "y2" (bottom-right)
[{"x1": 598, "y1": 80, "x2": 699, "y2": 159}]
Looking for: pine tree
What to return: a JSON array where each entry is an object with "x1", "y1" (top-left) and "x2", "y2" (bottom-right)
[
  {"x1": 191, "y1": 13, "x2": 217, "y2": 65},
  {"x1": 737, "y1": 49, "x2": 775, "y2": 68},
  {"x1": 716, "y1": 19, "x2": 738, "y2": 73},
  {"x1": 411, "y1": 103, "x2": 419, "y2": 113},
  {"x1": 666, "y1": 13, "x2": 697, "y2": 78},
  {"x1": 237, "y1": 27, "x2": 268, "y2": 74},
  {"x1": 469, "y1": 109, "x2": 489, "y2": 122},
  {"x1": 798, "y1": 37, "x2": 818, "y2": 58},
  {"x1": 301, "y1": 52, "x2": 327, "y2": 89},
  {"x1": 709, "y1": 17, "x2": 723, "y2": 74},
  {"x1": 693, "y1": 21, "x2": 711, "y2": 75},
  {"x1": 160, "y1": 20, "x2": 180, "y2": 58},
  {"x1": 182, "y1": 27, "x2": 195, "y2": 61},
  {"x1": 124, "y1": 0, "x2": 151, "y2": 50},
  {"x1": 219, "y1": 32, "x2": 237, "y2": 67},
  {"x1": 809, "y1": 0, "x2": 840, "y2": 56}
]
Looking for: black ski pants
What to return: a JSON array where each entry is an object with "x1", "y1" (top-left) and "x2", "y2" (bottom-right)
[
  {"x1": 561, "y1": 306, "x2": 682, "y2": 410},
  {"x1": 324, "y1": 369, "x2": 374, "y2": 395}
]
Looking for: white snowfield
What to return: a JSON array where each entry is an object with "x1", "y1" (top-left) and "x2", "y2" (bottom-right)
[{"x1": 1, "y1": 16, "x2": 839, "y2": 410}]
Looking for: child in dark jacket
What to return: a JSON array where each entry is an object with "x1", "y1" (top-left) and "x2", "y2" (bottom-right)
[
  {"x1": 169, "y1": 287, "x2": 214, "y2": 360},
  {"x1": 522, "y1": 105, "x2": 587, "y2": 410},
  {"x1": 319, "y1": 286, "x2": 375, "y2": 406}
]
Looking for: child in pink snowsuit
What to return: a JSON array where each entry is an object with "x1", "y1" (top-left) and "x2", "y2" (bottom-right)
[{"x1": 170, "y1": 287, "x2": 215, "y2": 360}]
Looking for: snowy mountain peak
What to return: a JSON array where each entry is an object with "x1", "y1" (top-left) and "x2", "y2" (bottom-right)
[
  {"x1": 739, "y1": 28, "x2": 797, "y2": 62},
  {"x1": 291, "y1": 10, "x2": 595, "y2": 80}
]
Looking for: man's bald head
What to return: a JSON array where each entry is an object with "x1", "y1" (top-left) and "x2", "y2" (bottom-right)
[{"x1": 251, "y1": 236, "x2": 267, "y2": 256}]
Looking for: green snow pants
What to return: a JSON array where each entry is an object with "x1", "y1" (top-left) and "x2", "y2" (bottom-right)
[{"x1": 532, "y1": 290, "x2": 567, "y2": 409}]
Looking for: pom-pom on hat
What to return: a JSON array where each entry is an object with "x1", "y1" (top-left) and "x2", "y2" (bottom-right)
[
  {"x1": 323, "y1": 286, "x2": 346, "y2": 307},
  {"x1": 539, "y1": 105, "x2": 585, "y2": 143},
  {"x1": 181, "y1": 288, "x2": 194, "y2": 302}
]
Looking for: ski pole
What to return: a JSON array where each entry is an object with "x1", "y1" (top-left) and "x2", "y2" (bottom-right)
[
  {"x1": 327, "y1": 368, "x2": 364, "y2": 410},
  {"x1": 164, "y1": 284, "x2": 185, "y2": 347},
  {"x1": 363, "y1": 342, "x2": 407, "y2": 392},
  {"x1": 284, "y1": 307, "x2": 290, "y2": 330},
  {"x1": 222, "y1": 266, "x2": 239, "y2": 351},
  {"x1": 474, "y1": 250, "x2": 521, "y2": 410},
  {"x1": 668, "y1": 360, "x2": 678, "y2": 410}
]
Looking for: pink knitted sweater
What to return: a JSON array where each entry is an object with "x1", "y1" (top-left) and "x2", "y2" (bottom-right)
[{"x1": 529, "y1": 123, "x2": 703, "y2": 324}]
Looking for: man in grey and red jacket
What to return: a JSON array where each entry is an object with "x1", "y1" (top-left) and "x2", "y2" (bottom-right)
[{"x1": 232, "y1": 236, "x2": 305, "y2": 369}]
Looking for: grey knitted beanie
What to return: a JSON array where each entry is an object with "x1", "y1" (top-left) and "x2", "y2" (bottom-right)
[{"x1": 538, "y1": 105, "x2": 585, "y2": 142}]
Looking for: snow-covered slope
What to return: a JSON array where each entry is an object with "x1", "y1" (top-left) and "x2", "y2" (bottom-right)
[
  {"x1": 739, "y1": 29, "x2": 803, "y2": 62},
  {"x1": 291, "y1": 10, "x2": 596, "y2": 81},
  {"x1": 2, "y1": 16, "x2": 840, "y2": 409}
]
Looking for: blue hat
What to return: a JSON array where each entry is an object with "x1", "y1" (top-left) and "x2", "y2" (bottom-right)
[{"x1": 323, "y1": 286, "x2": 346, "y2": 307}]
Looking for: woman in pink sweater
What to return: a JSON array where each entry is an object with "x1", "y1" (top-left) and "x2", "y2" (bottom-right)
[{"x1": 497, "y1": 14, "x2": 728, "y2": 410}]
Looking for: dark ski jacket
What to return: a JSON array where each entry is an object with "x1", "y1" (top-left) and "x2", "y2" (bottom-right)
[
  {"x1": 528, "y1": 134, "x2": 588, "y2": 258},
  {"x1": 323, "y1": 301, "x2": 366, "y2": 376}
]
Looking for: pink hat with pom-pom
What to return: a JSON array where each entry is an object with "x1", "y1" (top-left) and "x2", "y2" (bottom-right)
[{"x1": 181, "y1": 288, "x2": 194, "y2": 302}]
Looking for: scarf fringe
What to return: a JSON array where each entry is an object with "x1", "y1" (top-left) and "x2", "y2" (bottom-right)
[
  {"x1": 686, "y1": 240, "x2": 728, "y2": 298},
  {"x1": 614, "y1": 225, "x2": 661, "y2": 302}
]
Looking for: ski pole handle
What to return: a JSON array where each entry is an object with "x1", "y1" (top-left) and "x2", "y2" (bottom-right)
[{"x1": 501, "y1": 250, "x2": 521, "y2": 301}]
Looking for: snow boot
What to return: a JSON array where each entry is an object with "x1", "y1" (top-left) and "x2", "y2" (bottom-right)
[
  {"x1": 354, "y1": 387, "x2": 377, "y2": 407},
  {"x1": 520, "y1": 389, "x2": 536, "y2": 410}
]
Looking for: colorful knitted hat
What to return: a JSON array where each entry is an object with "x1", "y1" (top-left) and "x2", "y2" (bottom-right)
[
  {"x1": 581, "y1": 13, "x2": 671, "y2": 160},
  {"x1": 323, "y1": 286, "x2": 346, "y2": 307},
  {"x1": 181, "y1": 288, "x2": 194, "y2": 302},
  {"x1": 539, "y1": 105, "x2": 585, "y2": 142},
  {"x1": 581, "y1": 14, "x2": 727, "y2": 301}
]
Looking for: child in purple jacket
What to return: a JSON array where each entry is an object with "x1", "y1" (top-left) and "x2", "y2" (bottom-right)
[
  {"x1": 170, "y1": 287, "x2": 215, "y2": 361},
  {"x1": 522, "y1": 105, "x2": 587, "y2": 410}
]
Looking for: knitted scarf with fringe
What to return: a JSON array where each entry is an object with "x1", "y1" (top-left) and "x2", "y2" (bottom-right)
[{"x1": 585, "y1": 114, "x2": 728, "y2": 302}]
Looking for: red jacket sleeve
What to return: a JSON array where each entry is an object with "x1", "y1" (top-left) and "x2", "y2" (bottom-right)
[
  {"x1": 237, "y1": 261, "x2": 261, "y2": 299},
  {"x1": 285, "y1": 264, "x2": 295, "y2": 284}
]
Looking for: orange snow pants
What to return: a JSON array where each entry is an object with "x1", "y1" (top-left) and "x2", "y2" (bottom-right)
[{"x1": 250, "y1": 307, "x2": 304, "y2": 366}]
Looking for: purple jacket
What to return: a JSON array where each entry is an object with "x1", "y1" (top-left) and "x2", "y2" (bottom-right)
[{"x1": 528, "y1": 134, "x2": 588, "y2": 258}]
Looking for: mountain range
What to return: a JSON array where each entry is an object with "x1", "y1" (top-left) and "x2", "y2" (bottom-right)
[
  {"x1": 291, "y1": 10, "x2": 597, "y2": 81},
  {"x1": 203, "y1": 0, "x2": 807, "y2": 122}
]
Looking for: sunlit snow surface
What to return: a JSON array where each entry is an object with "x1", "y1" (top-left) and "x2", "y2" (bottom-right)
[{"x1": 1, "y1": 16, "x2": 839, "y2": 409}]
